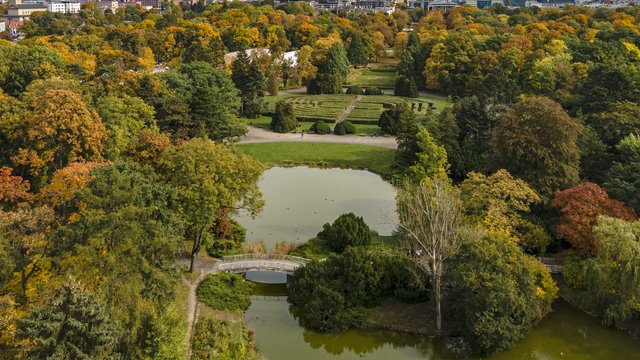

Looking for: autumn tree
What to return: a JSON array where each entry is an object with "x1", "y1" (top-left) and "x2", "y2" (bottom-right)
[
  {"x1": 294, "y1": 45, "x2": 317, "y2": 87},
  {"x1": 397, "y1": 177, "x2": 461, "y2": 331},
  {"x1": 492, "y1": 96, "x2": 581, "y2": 199},
  {"x1": 125, "y1": 129, "x2": 172, "y2": 166},
  {"x1": 460, "y1": 170, "x2": 549, "y2": 254},
  {"x1": 39, "y1": 162, "x2": 100, "y2": 219},
  {"x1": 14, "y1": 89, "x2": 106, "y2": 182},
  {"x1": 96, "y1": 94, "x2": 156, "y2": 160},
  {"x1": 0, "y1": 167, "x2": 31, "y2": 209},
  {"x1": 552, "y1": 182, "x2": 637, "y2": 257},
  {"x1": 0, "y1": 206, "x2": 55, "y2": 304},
  {"x1": 160, "y1": 138, "x2": 264, "y2": 272},
  {"x1": 408, "y1": 129, "x2": 449, "y2": 182}
]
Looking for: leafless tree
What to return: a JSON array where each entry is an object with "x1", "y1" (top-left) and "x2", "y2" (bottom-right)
[{"x1": 396, "y1": 177, "x2": 462, "y2": 331}]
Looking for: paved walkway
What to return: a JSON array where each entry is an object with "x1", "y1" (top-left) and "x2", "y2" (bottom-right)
[
  {"x1": 336, "y1": 95, "x2": 363, "y2": 126},
  {"x1": 238, "y1": 126, "x2": 397, "y2": 149}
]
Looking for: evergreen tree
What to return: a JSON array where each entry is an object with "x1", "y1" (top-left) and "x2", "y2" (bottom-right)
[
  {"x1": 243, "y1": 61, "x2": 266, "y2": 118},
  {"x1": 394, "y1": 51, "x2": 418, "y2": 98},
  {"x1": 395, "y1": 104, "x2": 420, "y2": 166},
  {"x1": 307, "y1": 44, "x2": 350, "y2": 94},
  {"x1": 271, "y1": 100, "x2": 297, "y2": 133},
  {"x1": 347, "y1": 34, "x2": 369, "y2": 68},
  {"x1": 231, "y1": 50, "x2": 250, "y2": 95},
  {"x1": 17, "y1": 279, "x2": 121, "y2": 360}
]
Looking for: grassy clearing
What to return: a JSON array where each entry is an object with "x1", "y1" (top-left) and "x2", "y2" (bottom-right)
[
  {"x1": 346, "y1": 66, "x2": 396, "y2": 89},
  {"x1": 291, "y1": 235, "x2": 399, "y2": 260},
  {"x1": 234, "y1": 142, "x2": 396, "y2": 176}
]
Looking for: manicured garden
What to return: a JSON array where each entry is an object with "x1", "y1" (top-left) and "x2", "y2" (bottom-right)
[
  {"x1": 263, "y1": 94, "x2": 356, "y2": 122},
  {"x1": 234, "y1": 142, "x2": 396, "y2": 176},
  {"x1": 346, "y1": 95, "x2": 447, "y2": 125}
]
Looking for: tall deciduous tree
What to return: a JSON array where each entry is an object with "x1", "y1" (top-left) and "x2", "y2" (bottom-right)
[
  {"x1": 160, "y1": 138, "x2": 264, "y2": 272},
  {"x1": 14, "y1": 90, "x2": 106, "y2": 182},
  {"x1": 446, "y1": 231, "x2": 557, "y2": 355},
  {"x1": 408, "y1": 129, "x2": 449, "y2": 182},
  {"x1": 493, "y1": 96, "x2": 581, "y2": 199},
  {"x1": 396, "y1": 177, "x2": 461, "y2": 331},
  {"x1": 0, "y1": 206, "x2": 54, "y2": 303},
  {"x1": 584, "y1": 216, "x2": 640, "y2": 328},
  {"x1": 163, "y1": 62, "x2": 245, "y2": 141},
  {"x1": 605, "y1": 134, "x2": 640, "y2": 213},
  {"x1": 459, "y1": 170, "x2": 549, "y2": 254},
  {"x1": 0, "y1": 167, "x2": 31, "y2": 209},
  {"x1": 552, "y1": 182, "x2": 637, "y2": 257},
  {"x1": 96, "y1": 95, "x2": 156, "y2": 160}
]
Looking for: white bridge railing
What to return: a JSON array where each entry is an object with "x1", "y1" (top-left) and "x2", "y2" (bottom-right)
[{"x1": 217, "y1": 254, "x2": 311, "y2": 273}]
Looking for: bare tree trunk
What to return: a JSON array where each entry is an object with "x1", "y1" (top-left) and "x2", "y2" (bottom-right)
[
  {"x1": 189, "y1": 231, "x2": 202, "y2": 273},
  {"x1": 397, "y1": 178, "x2": 461, "y2": 333}
]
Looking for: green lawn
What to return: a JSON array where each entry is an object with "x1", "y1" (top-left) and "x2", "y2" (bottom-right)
[
  {"x1": 234, "y1": 142, "x2": 396, "y2": 176},
  {"x1": 346, "y1": 66, "x2": 396, "y2": 89}
]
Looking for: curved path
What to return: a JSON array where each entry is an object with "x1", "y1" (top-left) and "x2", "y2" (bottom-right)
[{"x1": 238, "y1": 126, "x2": 398, "y2": 149}]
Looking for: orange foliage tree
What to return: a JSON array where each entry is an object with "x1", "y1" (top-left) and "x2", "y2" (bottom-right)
[
  {"x1": 0, "y1": 167, "x2": 31, "y2": 208},
  {"x1": 552, "y1": 182, "x2": 637, "y2": 256}
]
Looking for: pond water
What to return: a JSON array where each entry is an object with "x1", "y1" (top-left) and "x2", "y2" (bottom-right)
[
  {"x1": 234, "y1": 166, "x2": 397, "y2": 249},
  {"x1": 239, "y1": 167, "x2": 640, "y2": 360}
]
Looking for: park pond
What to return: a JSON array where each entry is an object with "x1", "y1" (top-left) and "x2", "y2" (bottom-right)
[{"x1": 236, "y1": 166, "x2": 640, "y2": 360}]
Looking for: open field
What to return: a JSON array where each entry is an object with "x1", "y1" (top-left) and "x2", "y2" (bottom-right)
[
  {"x1": 234, "y1": 142, "x2": 396, "y2": 175},
  {"x1": 346, "y1": 66, "x2": 396, "y2": 89}
]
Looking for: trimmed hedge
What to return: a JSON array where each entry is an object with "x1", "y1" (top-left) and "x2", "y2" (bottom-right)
[
  {"x1": 310, "y1": 120, "x2": 332, "y2": 134},
  {"x1": 334, "y1": 121, "x2": 356, "y2": 135},
  {"x1": 346, "y1": 86, "x2": 364, "y2": 95},
  {"x1": 365, "y1": 87, "x2": 383, "y2": 95}
]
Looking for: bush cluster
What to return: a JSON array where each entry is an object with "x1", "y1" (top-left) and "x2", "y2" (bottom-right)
[
  {"x1": 345, "y1": 86, "x2": 364, "y2": 95},
  {"x1": 196, "y1": 273, "x2": 254, "y2": 311},
  {"x1": 310, "y1": 120, "x2": 331, "y2": 134},
  {"x1": 334, "y1": 121, "x2": 356, "y2": 135},
  {"x1": 318, "y1": 213, "x2": 372, "y2": 252},
  {"x1": 288, "y1": 247, "x2": 429, "y2": 333}
]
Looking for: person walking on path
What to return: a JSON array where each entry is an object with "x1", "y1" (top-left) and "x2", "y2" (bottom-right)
[{"x1": 301, "y1": 132, "x2": 304, "y2": 139}]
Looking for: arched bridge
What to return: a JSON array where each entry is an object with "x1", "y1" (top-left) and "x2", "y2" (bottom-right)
[{"x1": 215, "y1": 254, "x2": 311, "y2": 275}]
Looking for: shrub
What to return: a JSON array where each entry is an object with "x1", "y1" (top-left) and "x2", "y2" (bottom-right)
[
  {"x1": 196, "y1": 273, "x2": 254, "y2": 311},
  {"x1": 318, "y1": 213, "x2": 372, "y2": 252},
  {"x1": 192, "y1": 318, "x2": 254, "y2": 360},
  {"x1": 310, "y1": 120, "x2": 331, "y2": 135},
  {"x1": 346, "y1": 86, "x2": 364, "y2": 95},
  {"x1": 334, "y1": 121, "x2": 356, "y2": 135},
  {"x1": 365, "y1": 87, "x2": 383, "y2": 95},
  {"x1": 271, "y1": 100, "x2": 298, "y2": 133},
  {"x1": 563, "y1": 254, "x2": 586, "y2": 289},
  {"x1": 290, "y1": 238, "x2": 333, "y2": 260}
]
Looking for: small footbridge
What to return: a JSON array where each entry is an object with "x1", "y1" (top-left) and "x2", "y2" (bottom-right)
[{"x1": 215, "y1": 254, "x2": 311, "y2": 275}]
